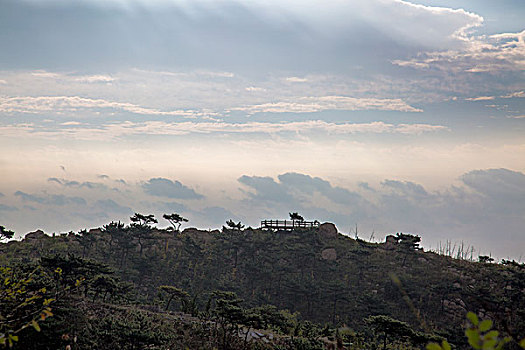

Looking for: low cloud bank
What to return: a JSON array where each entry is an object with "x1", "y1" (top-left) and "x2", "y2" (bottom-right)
[{"x1": 1, "y1": 168, "x2": 523, "y2": 259}]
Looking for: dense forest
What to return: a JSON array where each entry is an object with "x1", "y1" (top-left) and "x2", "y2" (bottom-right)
[{"x1": 1, "y1": 214, "x2": 524, "y2": 350}]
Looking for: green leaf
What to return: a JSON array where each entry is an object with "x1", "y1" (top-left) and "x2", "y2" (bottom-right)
[
  {"x1": 482, "y1": 338, "x2": 497, "y2": 349},
  {"x1": 426, "y1": 343, "x2": 442, "y2": 350},
  {"x1": 467, "y1": 312, "x2": 479, "y2": 326},
  {"x1": 442, "y1": 340, "x2": 451, "y2": 350},
  {"x1": 495, "y1": 337, "x2": 511, "y2": 350},
  {"x1": 479, "y1": 319, "x2": 493, "y2": 332},
  {"x1": 519, "y1": 338, "x2": 525, "y2": 349},
  {"x1": 466, "y1": 329, "x2": 482, "y2": 349},
  {"x1": 484, "y1": 330, "x2": 499, "y2": 339},
  {"x1": 32, "y1": 320, "x2": 41, "y2": 332}
]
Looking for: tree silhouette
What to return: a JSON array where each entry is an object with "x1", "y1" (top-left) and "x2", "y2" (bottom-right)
[
  {"x1": 394, "y1": 232, "x2": 422, "y2": 266},
  {"x1": 365, "y1": 315, "x2": 415, "y2": 349},
  {"x1": 0, "y1": 225, "x2": 14, "y2": 241},
  {"x1": 130, "y1": 213, "x2": 158, "y2": 226},
  {"x1": 163, "y1": 213, "x2": 188, "y2": 232},
  {"x1": 158, "y1": 285, "x2": 189, "y2": 311},
  {"x1": 210, "y1": 290, "x2": 245, "y2": 349},
  {"x1": 76, "y1": 229, "x2": 96, "y2": 258},
  {"x1": 102, "y1": 221, "x2": 125, "y2": 254},
  {"x1": 479, "y1": 255, "x2": 494, "y2": 263},
  {"x1": 91, "y1": 275, "x2": 118, "y2": 302},
  {"x1": 394, "y1": 232, "x2": 421, "y2": 250},
  {"x1": 130, "y1": 213, "x2": 157, "y2": 256},
  {"x1": 289, "y1": 212, "x2": 304, "y2": 221},
  {"x1": 224, "y1": 219, "x2": 244, "y2": 231}
]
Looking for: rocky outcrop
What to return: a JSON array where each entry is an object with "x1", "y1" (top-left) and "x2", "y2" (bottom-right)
[
  {"x1": 181, "y1": 228, "x2": 217, "y2": 245},
  {"x1": 23, "y1": 229, "x2": 46, "y2": 241},
  {"x1": 384, "y1": 235, "x2": 397, "y2": 250},
  {"x1": 319, "y1": 223, "x2": 338, "y2": 239},
  {"x1": 88, "y1": 228, "x2": 102, "y2": 235}
]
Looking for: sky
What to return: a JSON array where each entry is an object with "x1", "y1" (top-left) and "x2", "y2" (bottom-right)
[{"x1": 0, "y1": 0, "x2": 524, "y2": 259}]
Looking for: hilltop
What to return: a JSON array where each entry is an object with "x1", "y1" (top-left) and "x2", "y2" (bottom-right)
[{"x1": 1, "y1": 219, "x2": 524, "y2": 349}]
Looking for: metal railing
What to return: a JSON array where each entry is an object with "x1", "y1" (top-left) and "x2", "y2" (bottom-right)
[{"x1": 260, "y1": 220, "x2": 320, "y2": 230}]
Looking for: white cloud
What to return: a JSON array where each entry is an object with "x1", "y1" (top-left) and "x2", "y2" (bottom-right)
[
  {"x1": 60, "y1": 121, "x2": 83, "y2": 126},
  {"x1": 391, "y1": 0, "x2": 483, "y2": 41},
  {"x1": 31, "y1": 71, "x2": 62, "y2": 78},
  {"x1": 463, "y1": 90, "x2": 525, "y2": 102},
  {"x1": 285, "y1": 77, "x2": 308, "y2": 83},
  {"x1": 465, "y1": 96, "x2": 495, "y2": 101},
  {"x1": 0, "y1": 66, "x2": 515, "y2": 113},
  {"x1": 28, "y1": 71, "x2": 116, "y2": 83},
  {"x1": 0, "y1": 79, "x2": 7, "y2": 85},
  {"x1": 0, "y1": 120, "x2": 447, "y2": 140},
  {"x1": 245, "y1": 86, "x2": 266, "y2": 92},
  {"x1": 393, "y1": 30, "x2": 525, "y2": 73},
  {"x1": 394, "y1": 123, "x2": 449, "y2": 135},
  {"x1": 502, "y1": 91, "x2": 525, "y2": 99},
  {"x1": 0, "y1": 96, "x2": 208, "y2": 118},
  {"x1": 232, "y1": 95, "x2": 422, "y2": 114},
  {"x1": 99, "y1": 120, "x2": 446, "y2": 137},
  {"x1": 74, "y1": 75, "x2": 116, "y2": 83},
  {"x1": 196, "y1": 71, "x2": 235, "y2": 78}
]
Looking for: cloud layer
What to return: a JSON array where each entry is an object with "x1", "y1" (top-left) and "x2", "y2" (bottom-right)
[
  {"x1": 142, "y1": 178, "x2": 204, "y2": 200},
  {"x1": 2, "y1": 168, "x2": 523, "y2": 259},
  {"x1": 236, "y1": 169, "x2": 525, "y2": 258},
  {"x1": 0, "y1": 96, "x2": 203, "y2": 118}
]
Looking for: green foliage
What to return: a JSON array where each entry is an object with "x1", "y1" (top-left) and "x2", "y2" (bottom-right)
[
  {"x1": 464, "y1": 312, "x2": 510, "y2": 350},
  {"x1": 248, "y1": 305, "x2": 296, "y2": 334},
  {"x1": 427, "y1": 312, "x2": 522, "y2": 350},
  {"x1": 365, "y1": 315, "x2": 420, "y2": 349},
  {"x1": 158, "y1": 285, "x2": 189, "y2": 311},
  {"x1": 212, "y1": 290, "x2": 245, "y2": 325},
  {"x1": 0, "y1": 265, "x2": 59, "y2": 347},
  {"x1": 426, "y1": 340, "x2": 452, "y2": 350},
  {"x1": 2, "y1": 220, "x2": 525, "y2": 349}
]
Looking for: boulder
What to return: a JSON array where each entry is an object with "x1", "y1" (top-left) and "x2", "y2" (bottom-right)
[
  {"x1": 319, "y1": 222, "x2": 338, "y2": 239},
  {"x1": 384, "y1": 235, "x2": 397, "y2": 250},
  {"x1": 181, "y1": 228, "x2": 216, "y2": 245},
  {"x1": 88, "y1": 228, "x2": 102, "y2": 235},
  {"x1": 321, "y1": 248, "x2": 337, "y2": 261},
  {"x1": 24, "y1": 229, "x2": 46, "y2": 241}
]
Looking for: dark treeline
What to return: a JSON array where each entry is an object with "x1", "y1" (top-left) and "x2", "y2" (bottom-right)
[{"x1": 0, "y1": 216, "x2": 524, "y2": 349}]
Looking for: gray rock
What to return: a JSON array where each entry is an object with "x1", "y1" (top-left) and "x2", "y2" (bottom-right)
[
  {"x1": 319, "y1": 222, "x2": 338, "y2": 239},
  {"x1": 321, "y1": 248, "x2": 337, "y2": 261}
]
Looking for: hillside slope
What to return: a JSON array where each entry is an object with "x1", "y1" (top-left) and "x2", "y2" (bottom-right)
[{"x1": 1, "y1": 221, "x2": 524, "y2": 349}]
